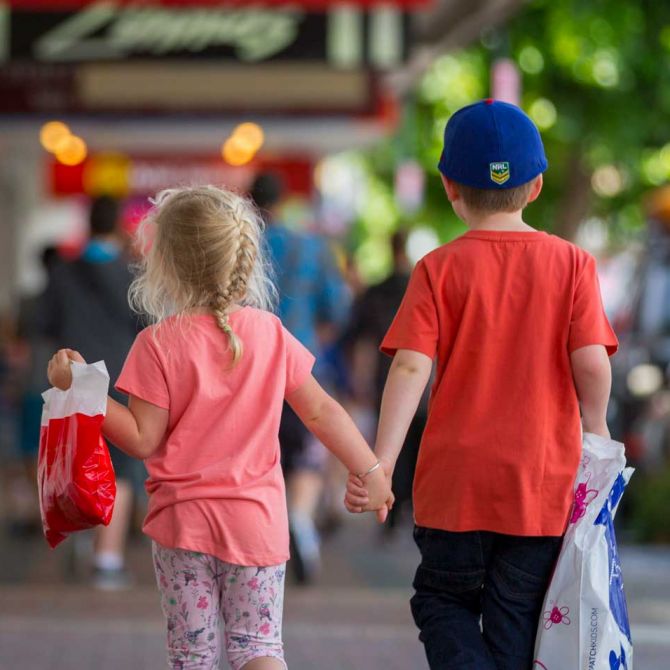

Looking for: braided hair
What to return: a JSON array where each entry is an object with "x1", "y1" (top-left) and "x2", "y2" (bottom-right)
[{"x1": 129, "y1": 185, "x2": 276, "y2": 366}]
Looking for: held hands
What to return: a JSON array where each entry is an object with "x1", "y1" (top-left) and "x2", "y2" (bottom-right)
[
  {"x1": 47, "y1": 349, "x2": 86, "y2": 390},
  {"x1": 344, "y1": 458, "x2": 394, "y2": 523}
]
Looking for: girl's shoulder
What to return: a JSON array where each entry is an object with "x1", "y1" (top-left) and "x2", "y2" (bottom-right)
[{"x1": 234, "y1": 307, "x2": 286, "y2": 337}]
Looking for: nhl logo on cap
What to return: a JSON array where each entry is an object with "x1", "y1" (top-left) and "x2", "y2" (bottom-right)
[{"x1": 489, "y1": 162, "x2": 510, "y2": 185}]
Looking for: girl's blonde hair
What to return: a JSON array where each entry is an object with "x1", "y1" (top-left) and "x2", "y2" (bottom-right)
[{"x1": 129, "y1": 185, "x2": 276, "y2": 364}]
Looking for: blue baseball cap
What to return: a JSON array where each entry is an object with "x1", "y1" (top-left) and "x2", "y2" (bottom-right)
[{"x1": 438, "y1": 99, "x2": 548, "y2": 189}]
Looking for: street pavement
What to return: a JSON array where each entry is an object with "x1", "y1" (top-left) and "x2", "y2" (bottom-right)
[{"x1": 1, "y1": 515, "x2": 669, "y2": 669}]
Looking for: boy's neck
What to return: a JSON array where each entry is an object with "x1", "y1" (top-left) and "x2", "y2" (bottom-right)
[{"x1": 464, "y1": 210, "x2": 536, "y2": 233}]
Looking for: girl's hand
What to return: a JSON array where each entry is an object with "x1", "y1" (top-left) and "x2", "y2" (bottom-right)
[
  {"x1": 344, "y1": 474, "x2": 369, "y2": 513},
  {"x1": 47, "y1": 349, "x2": 86, "y2": 390}
]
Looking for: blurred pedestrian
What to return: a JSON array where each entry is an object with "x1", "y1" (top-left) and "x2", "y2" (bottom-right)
[
  {"x1": 9, "y1": 246, "x2": 60, "y2": 535},
  {"x1": 346, "y1": 231, "x2": 427, "y2": 535},
  {"x1": 251, "y1": 172, "x2": 350, "y2": 584},
  {"x1": 39, "y1": 195, "x2": 143, "y2": 590},
  {"x1": 346, "y1": 100, "x2": 618, "y2": 669},
  {"x1": 47, "y1": 185, "x2": 391, "y2": 670}
]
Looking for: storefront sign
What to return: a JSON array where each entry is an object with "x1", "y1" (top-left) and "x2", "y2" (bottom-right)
[
  {"x1": 7, "y1": 1, "x2": 429, "y2": 8},
  {"x1": 49, "y1": 152, "x2": 315, "y2": 197},
  {"x1": 2, "y1": 4, "x2": 408, "y2": 67},
  {"x1": 0, "y1": 2, "x2": 409, "y2": 113}
]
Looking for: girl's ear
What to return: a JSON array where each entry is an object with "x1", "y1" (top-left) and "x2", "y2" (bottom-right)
[{"x1": 440, "y1": 175, "x2": 460, "y2": 202}]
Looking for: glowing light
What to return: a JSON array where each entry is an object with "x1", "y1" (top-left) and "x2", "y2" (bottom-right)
[
  {"x1": 518, "y1": 46, "x2": 544, "y2": 74},
  {"x1": 407, "y1": 227, "x2": 440, "y2": 264},
  {"x1": 642, "y1": 150, "x2": 669, "y2": 185},
  {"x1": 627, "y1": 364, "x2": 663, "y2": 397},
  {"x1": 40, "y1": 121, "x2": 71, "y2": 153},
  {"x1": 221, "y1": 122, "x2": 264, "y2": 167},
  {"x1": 592, "y1": 51, "x2": 619, "y2": 88},
  {"x1": 591, "y1": 165, "x2": 624, "y2": 198},
  {"x1": 55, "y1": 135, "x2": 87, "y2": 166},
  {"x1": 233, "y1": 122, "x2": 264, "y2": 153},
  {"x1": 222, "y1": 137, "x2": 255, "y2": 167},
  {"x1": 528, "y1": 98, "x2": 557, "y2": 130},
  {"x1": 420, "y1": 54, "x2": 486, "y2": 107}
]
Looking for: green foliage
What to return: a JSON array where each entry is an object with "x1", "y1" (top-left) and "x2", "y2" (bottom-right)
[{"x1": 355, "y1": 0, "x2": 670, "y2": 253}]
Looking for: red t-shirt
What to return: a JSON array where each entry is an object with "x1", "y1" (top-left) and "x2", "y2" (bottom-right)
[{"x1": 381, "y1": 230, "x2": 618, "y2": 536}]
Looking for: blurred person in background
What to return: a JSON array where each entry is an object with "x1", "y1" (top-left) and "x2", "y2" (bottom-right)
[
  {"x1": 251, "y1": 172, "x2": 350, "y2": 584},
  {"x1": 610, "y1": 185, "x2": 670, "y2": 469},
  {"x1": 8, "y1": 246, "x2": 60, "y2": 535},
  {"x1": 345, "y1": 231, "x2": 427, "y2": 536},
  {"x1": 39, "y1": 195, "x2": 143, "y2": 590}
]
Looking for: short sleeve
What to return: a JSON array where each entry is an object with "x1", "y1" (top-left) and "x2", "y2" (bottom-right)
[
  {"x1": 115, "y1": 329, "x2": 170, "y2": 409},
  {"x1": 380, "y1": 260, "x2": 439, "y2": 359},
  {"x1": 568, "y1": 254, "x2": 619, "y2": 356},
  {"x1": 283, "y1": 326, "x2": 316, "y2": 396}
]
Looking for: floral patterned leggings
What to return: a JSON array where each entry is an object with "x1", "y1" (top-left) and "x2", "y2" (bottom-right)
[{"x1": 152, "y1": 542, "x2": 286, "y2": 670}]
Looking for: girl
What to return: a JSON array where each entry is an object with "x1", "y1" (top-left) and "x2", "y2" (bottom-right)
[{"x1": 47, "y1": 186, "x2": 392, "y2": 670}]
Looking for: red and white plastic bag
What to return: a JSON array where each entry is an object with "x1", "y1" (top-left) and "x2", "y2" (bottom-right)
[
  {"x1": 533, "y1": 433, "x2": 634, "y2": 670},
  {"x1": 38, "y1": 361, "x2": 116, "y2": 548}
]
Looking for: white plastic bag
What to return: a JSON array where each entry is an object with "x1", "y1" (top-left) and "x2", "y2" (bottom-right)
[{"x1": 533, "y1": 433, "x2": 633, "y2": 670}]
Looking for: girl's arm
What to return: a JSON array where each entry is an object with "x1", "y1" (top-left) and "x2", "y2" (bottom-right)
[
  {"x1": 103, "y1": 395, "x2": 168, "y2": 459},
  {"x1": 345, "y1": 348, "x2": 432, "y2": 512},
  {"x1": 48, "y1": 349, "x2": 168, "y2": 460},
  {"x1": 286, "y1": 374, "x2": 393, "y2": 517}
]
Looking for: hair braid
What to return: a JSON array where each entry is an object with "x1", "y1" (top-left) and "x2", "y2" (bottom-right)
[
  {"x1": 211, "y1": 201, "x2": 258, "y2": 365},
  {"x1": 130, "y1": 185, "x2": 276, "y2": 369}
]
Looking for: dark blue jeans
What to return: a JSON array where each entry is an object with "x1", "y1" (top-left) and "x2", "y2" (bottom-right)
[{"x1": 410, "y1": 527, "x2": 562, "y2": 670}]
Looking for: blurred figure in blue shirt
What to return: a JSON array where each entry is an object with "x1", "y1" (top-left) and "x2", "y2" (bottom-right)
[
  {"x1": 251, "y1": 172, "x2": 350, "y2": 584},
  {"x1": 40, "y1": 196, "x2": 144, "y2": 590}
]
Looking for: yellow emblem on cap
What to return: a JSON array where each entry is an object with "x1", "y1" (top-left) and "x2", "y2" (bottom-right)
[{"x1": 490, "y1": 162, "x2": 510, "y2": 185}]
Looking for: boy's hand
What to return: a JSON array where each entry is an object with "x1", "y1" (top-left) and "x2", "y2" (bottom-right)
[{"x1": 47, "y1": 349, "x2": 86, "y2": 390}]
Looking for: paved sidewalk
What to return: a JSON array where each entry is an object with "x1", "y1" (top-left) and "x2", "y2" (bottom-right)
[{"x1": 1, "y1": 516, "x2": 670, "y2": 669}]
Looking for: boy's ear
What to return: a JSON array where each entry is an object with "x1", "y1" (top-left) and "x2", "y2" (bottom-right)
[
  {"x1": 526, "y1": 174, "x2": 544, "y2": 204},
  {"x1": 440, "y1": 175, "x2": 460, "y2": 202}
]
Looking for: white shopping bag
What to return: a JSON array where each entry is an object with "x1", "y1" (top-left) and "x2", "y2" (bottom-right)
[{"x1": 533, "y1": 433, "x2": 634, "y2": 670}]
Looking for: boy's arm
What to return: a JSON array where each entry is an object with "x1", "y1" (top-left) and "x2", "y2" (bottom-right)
[
  {"x1": 345, "y1": 349, "x2": 432, "y2": 512},
  {"x1": 286, "y1": 374, "x2": 393, "y2": 518},
  {"x1": 375, "y1": 349, "x2": 433, "y2": 472},
  {"x1": 570, "y1": 344, "x2": 611, "y2": 438}
]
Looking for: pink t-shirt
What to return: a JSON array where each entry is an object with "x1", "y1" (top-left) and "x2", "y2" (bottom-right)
[{"x1": 115, "y1": 307, "x2": 315, "y2": 566}]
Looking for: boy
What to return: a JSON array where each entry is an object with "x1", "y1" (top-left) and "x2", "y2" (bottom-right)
[{"x1": 345, "y1": 100, "x2": 618, "y2": 669}]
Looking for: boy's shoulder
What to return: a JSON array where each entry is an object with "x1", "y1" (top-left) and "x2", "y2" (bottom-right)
[{"x1": 420, "y1": 231, "x2": 592, "y2": 269}]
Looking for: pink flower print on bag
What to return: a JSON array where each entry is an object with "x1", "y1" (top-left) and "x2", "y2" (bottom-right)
[
  {"x1": 543, "y1": 605, "x2": 571, "y2": 630},
  {"x1": 570, "y1": 472, "x2": 599, "y2": 524}
]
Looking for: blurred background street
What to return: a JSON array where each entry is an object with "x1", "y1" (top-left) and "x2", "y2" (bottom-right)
[{"x1": 2, "y1": 0, "x2": 670, "y2": 668}]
